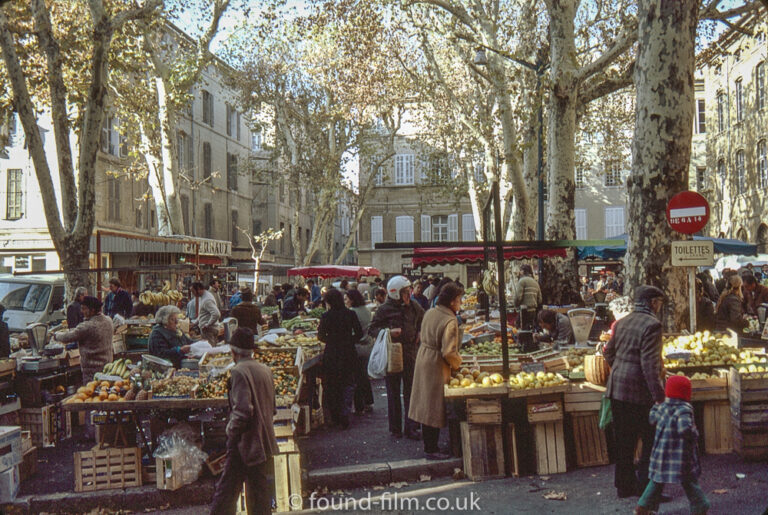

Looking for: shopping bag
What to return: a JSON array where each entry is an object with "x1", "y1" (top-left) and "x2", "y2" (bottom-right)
[
  {"x1": 387, "y1": 341, "x2": 403, "y2": 374},
  {"x1": 368, "y1": 329, "x2": 390, "y2": 379},
  {"x1": 598, "y1": 395, "x2": 613, "y2": 430}
]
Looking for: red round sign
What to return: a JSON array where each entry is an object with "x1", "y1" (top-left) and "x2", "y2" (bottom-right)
[{"x1": 666, "y1": 191, "x2": 710, "y2": 234}]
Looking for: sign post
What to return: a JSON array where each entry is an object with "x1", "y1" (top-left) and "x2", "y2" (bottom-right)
[
  {"x1": 671, "y1": 240, "x2": 714, "y2": 332},
  {"x1": 667, "y1": 191, "x2": 712, "y2": 334}
]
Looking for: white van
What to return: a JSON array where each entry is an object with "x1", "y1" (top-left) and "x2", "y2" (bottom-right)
[{"x1": 0, "y1": 274, "x2": 66, "y2": 332}]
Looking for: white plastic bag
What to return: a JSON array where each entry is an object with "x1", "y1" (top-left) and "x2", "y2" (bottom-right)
[{"x1": 368, "y1": 329, "x2": 390, "y2": 379}]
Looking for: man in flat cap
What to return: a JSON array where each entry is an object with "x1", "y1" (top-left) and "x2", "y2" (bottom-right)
[{"x1": 603, "y1": 285, "x2": 666, "y2": 499}]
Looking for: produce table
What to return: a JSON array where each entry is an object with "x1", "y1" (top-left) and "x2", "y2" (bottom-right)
[{"x1": 59, "y1": 397, "x2": 229, "y2": 411}]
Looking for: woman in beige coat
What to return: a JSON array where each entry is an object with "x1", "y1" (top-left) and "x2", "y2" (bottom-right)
[{"x1": 409, "y1": 283, "x2": 463, "y2": 459}]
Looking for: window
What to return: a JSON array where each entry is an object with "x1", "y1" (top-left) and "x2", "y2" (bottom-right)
[
  {"x1": 735, "y1": 78, "x2": 743, "y2": 122},
  {"x1": 372, "y1": 164, "x2": 383, "y2": 186},
  {"x1": 575, "y1": 167, "x2": 585, "y2": 189},
  {"x1": 696, "y1": 167, "x2": 706, "y2": 190},
  {"x1": 604, "y1": 161, "x2": 622, "y2": 187},
  {"x1": 7, "y1": 112, "x2": 17, "y2": 146},
  {"x1": 204, "y1": 204, "x2": 213, "y2": 239},
  {"x1": 759, "y1": 140, "x2": 768, "y2": 189},
  {"x1": 5, "y1": 169, "x2": 23, "y2": 220},
  {"x1": 100, "y1": 116, "x2": 124, "y2": 157},
  {"x1": 462, "y1": 214, "x2": 476, "y2": 241},
  {"x1": 226, "y1": 104, "x2": 236, "y2": 137},
  {"x1": 279, "y1": 222, "x2": 285, "y2": 253},
  {"x1": 370, "y1": 216, "x2": 383, "y2": 246},
  {"x1": 202, "y1": 90, "x2": 214, "y2": 127},
  {"x1": 428, "y1": 154, "x2": 448, "y2": 183},
  {"x1": 253, "y1": 220, "x2": 262, "y2": 237},
  {"x1": 604, "y1": 207, "x2": 624, "y2": 238},
  {"x1": 421, "y1": 215, "x2": 431, "y2": 242},
  {"x1": 177, "y1": 131, "x2": 193, "y2": 174},
  {"x1": 227, "y1": 153, "x2": 238, "y2": 191},
  {"x1": 432, "y1": 215, "x2": 449, "y2": 242},
  {"x1": 395, "y1": 216, "x2": 414, "y2": 242},
  {"x1": 135, "y1": 209, "x2": 142, "y2": 229},
  {"x1": 717, "y1": 159, "x2": 726, "y2": 189},
  {"x1": 395, "y1": 154, "x2": 414, "y2": 185},
  {"x1": 306, "y1": 228, "x2": 310, "y2": 248},
  {"x1": 107, "y1": 175, "x2": 120, "y2": 221},
  {"x1": 180, "y1": 194, "x2": 190, "y2": 235},
  {"x1": 473, "y1": 159, "x2": 485, "y2": 184},
  {"x1": 448, "y1": 214, "x2": 458, "y2": 240},
  {"x1": 231, "y1": 211, "x2": 239, "y2": 246},
  {"x1": 696, "y1": 99, "x2": 706, "y2": 134},
  {"x1": 251, "y1": 130, "x2": 262, "y2": 151},
  {"x1": 202, "y1": 142, "x2": 211, "y2": 180},
  {"x1": 736, "y1": 150, "x2": 746, "y2": 191},
  {"x1": 575, "y1": 209, "x2": 587, "y2": 240},
  {"x1": 757, "y1": 62, "x2": 766, "y2": 111},
  {"x1": 717, "y1": 92, "x2": 726, "y2": 132}
]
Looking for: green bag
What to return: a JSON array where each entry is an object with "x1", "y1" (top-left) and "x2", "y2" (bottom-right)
[{"x1": 598, "y1": 396, "x2": 613, "y2": 430}]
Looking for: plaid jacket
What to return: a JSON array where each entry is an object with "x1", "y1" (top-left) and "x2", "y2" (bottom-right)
[
  {"x1": 604, "y1": 306, "x2": 665, "y2": 404},
  {"x1": 648, "y1": 399, "x2": 701, "y2": 484}
]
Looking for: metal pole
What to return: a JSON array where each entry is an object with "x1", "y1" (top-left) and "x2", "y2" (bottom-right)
[
  {"x1": 689, "y1": 268, "x2": 696, "y2": 333},
  {"x1": 493, "y1": 182, "x2": 510, "y2": 381},
  {"x1": 536, "y1": 66, "x2": 545, "y2": 277}
]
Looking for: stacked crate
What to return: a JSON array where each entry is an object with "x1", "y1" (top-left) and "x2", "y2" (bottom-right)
[
  {"x1": 527, "y1": 395, "x2": 567, "y2": 475},
  {"x1": 729, "y1": 367, "x2": 768, "y2": 460},
  {"x1": 460, "y1": 398, "x2": 514, "y2": 480},
  {"x1": 564, "y1": 383, "x2": 609, "y2": 468}
]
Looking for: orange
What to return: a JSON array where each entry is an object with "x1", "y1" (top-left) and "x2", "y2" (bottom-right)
[
  {"x1": 114, "y1": 380, "x2": 123, "y2": 388},
  {"x1": 108, "y1": 394, "x2": 118, "y2": 401},
  {"x1": 100, "y1": 381, "x2": 111, "y2": 388},
  {"x1": 77, "y1": 387, "x2": 87, "y2": 394},
  {"x1": 84, "y1": 387, "x2": 94, "y2": 397},
  {"x1": 99, "y1": 391, "x2": 108, "y2": 401}
]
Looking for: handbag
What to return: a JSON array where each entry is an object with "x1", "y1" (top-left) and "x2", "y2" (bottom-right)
[
  {"x1": 387, "y1": 340, "x2": 403, "y2": 374},
  {"x1": 598, "y1": 395, "x2": 613, "y2": 430}
]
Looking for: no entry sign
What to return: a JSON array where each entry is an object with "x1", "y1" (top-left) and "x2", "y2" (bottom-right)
[{"x1": 666, "y1": 191, "x2": 710, "y2": 234}]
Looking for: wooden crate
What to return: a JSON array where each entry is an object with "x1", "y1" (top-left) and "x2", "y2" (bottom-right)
[
  {"x1": 19, "y1": 405, "x2": 56, "y2": 448},
  {"x1": 19, "y1": 446, "x2": 37, "y2": 481},
  {"x1": 570, "y1": 412, "x2": 609, "y2": 467},
  {"x1": 460, "y1": 422, "x2": 517, "y2": 480},
  {"x1": 532, "y1": 420, "x2": 567, "y2": 475},
  {"x1": 564, "y1": 383, "x2": 604, "y2": 412},
  {"x1": 508, "y1": 384, "x2": 568, "y2": 400},
  {"x1": 74, "y1": 447, "x2": 142, "y2": 492},
  {"x1": 728, "y1": 369, "x2": 768, "y2": 430},
  {"x1": 691, "y1": 377, "x2": 728, "y2": 402},
  {"x1": 274, "y1": 452, "x2": 302, "y2": 512},
  {"x1": 467, "y1": 398, "x2": 502, "y2": 424},
  {"x1": 445, "y1": 384, "x2": 508, "y2": 398},
  {"x1": 733, "y1": 427, "x2": 768, "y2": 460},
  {"x1": 527, "y1": 398, "x2": 563, "y2": 423},
  {"x1": 702, "y1": 401, "x2": 733, "y2": 454},
  {"x1": 542, "y1": 356, "x2": 570, "y2": 373},
  {"x1": 156, "y1": 454, "x2": 199, "y2": 490}
]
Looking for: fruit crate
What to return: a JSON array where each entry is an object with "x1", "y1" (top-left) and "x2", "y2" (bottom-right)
[
  {"x1": 728, "y1": 368, "x2": 768, "y2": 430},
  {"x1": 701, "y1": 400, "x2": 733, "y2": 454},
  {"x1": 445, "y1": 384, "x2": 508, "y2": 398},
  {"x1": 570, "y1": 412, "x2": 610, "y2": 468},
  {"x1": 19, "y1": 405, "x2": 70, "y2": 448},
  {"x1": 564, "y1": 383, "x2": 604, "y2": 412},
  {"x1": 508, "y1": 383, "x2": 569, "y2": 399},
  {"x1": 532, "y1": 419, "x2": 567, "y2": 475},
  {"x1": 74, "y1": 446, "x2": 142, "y2": 492},
  {"x1": 460, "y1": 421, "x2": 518, "y2": 480},
  {"x1": 466, "y1": 398, "x2": 502, "y2": 424},
  {"x1": 273, "y1": 452, "x2": 303, "y2": 512}
]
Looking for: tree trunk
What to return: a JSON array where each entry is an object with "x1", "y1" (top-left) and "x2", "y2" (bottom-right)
[
  {"x1": 540, "y1": 0, "x2": 581, "y2": 305},
  {"x1": 155, "y1": 77, "x2": 184, "y2": 236},
  {"x1": 521, "y1": 117, "x2": 539, "y2": 240},
  {"x1": 625, "y1": 0, "x2": 698, "y2": 331},
  {"x1": 290, "y1": 193, "x2": 304, "y2": 266},
  {"x1": 59, "y1": 241, "x2": 90, "y2": 300}
]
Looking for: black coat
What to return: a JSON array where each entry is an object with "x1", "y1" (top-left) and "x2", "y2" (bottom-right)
[
  {"x1": 0, "y1": 321, "x2": 9, "y2": 359},
  {"x1": 148, "y1": 325, "x2": 190, "y2": 369},
  {"x1": 67, "y1": 300, "x2": 83, "y2": 329},
  {"x1": 368, "y1": 297, "x2": 424, "y2": 362},
  {"x1": 317, "y1": 308, "x2": 363, "y2": 385}
]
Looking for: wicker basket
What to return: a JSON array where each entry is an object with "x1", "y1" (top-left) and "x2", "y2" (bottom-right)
[{"x1": 584, "y1": 354, "x2": 611, "y2": 386}]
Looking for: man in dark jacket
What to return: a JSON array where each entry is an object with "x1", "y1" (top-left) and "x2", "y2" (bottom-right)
[
  {"x1": 536, "y1": 309, "x2": 575, "y2": 346},
  {"x1": 603, "y1": 285, "x2": 666, "y2": 499},
  {"x1": 231, "y1": 288, "x2": 265, "y2": 334},
  {"x1": 281, "y1": 288, "x2": 308, "y2": 319},
  {"x1": 742, "y1": 274, "x2": 768, "y2": 315},
  {"x1": 210, "y1": 328, "x2": 279, "y2": 515},
  {"x1": 368, "y1": 276, "x2": 425, "y2": 439},
  {"x1": 67, "y1": 287, "x2": 87, "y2": 329},
  {"x1": 104, "y1": 278, "x2": 132, "y2": 319}
]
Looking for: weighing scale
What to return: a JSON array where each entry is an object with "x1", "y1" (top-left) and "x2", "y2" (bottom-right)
[
  {"x1": 568, "y1": 308, "x2": 596, "y2": 348},
  {"x1": 20, "y1": 323, "x2": 61, "y2": 374}
]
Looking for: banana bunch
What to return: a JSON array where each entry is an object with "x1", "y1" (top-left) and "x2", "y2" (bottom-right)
[
  {"x1": 139, "y1": 288, "x2": 183, "y2": 306},
  {"x1": 482, "y1": 264, "x2": 499, "y2": 297},
  {"x1": 102, "y1": 358, "x2": 132, "y2": 379}
]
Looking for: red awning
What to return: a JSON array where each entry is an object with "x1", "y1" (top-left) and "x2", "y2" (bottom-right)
[
  {"x1": 412, "y1": 247, "x2": 567, "y2": 267},
  {"x1": 185, "y1": 255, "x2": 222, "y2": 265},
  {"x1": 287, "y1": 265, "x2": 381, "y2": 279}
]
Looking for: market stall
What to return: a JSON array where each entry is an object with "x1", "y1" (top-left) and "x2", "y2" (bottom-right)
[{"x1": 287, "y1": 265, "x2": 381, "y2": 279}]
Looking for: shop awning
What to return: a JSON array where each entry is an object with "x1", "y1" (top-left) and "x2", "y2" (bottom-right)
[
  {"x1": 411, "y1": 246, "x2": 567, "y2": 267},
  {"x1": 287, "y1": 265, "x2": 381, "y2": 279},
  {"x1": 577, "y1": 234, "x2": 758, "y2": 260}
]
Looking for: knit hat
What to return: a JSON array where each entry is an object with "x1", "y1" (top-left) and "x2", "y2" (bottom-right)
[
  {"x1": 634, "y1": 285, "x2": 665, "y2": 304},
  {"x1": 230, "y1": 327, "x2": 254, "y2": 350},
  {"x1": 665, "y1": 375, "x2": 692, "y2": 402}
]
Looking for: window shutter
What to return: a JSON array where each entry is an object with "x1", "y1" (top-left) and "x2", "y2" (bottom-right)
[
  {"x1": 371, "y1": 216, "x2": 383, "y2": 246},
  {"x1": 421, "y1": 215, "x2": 431, "y2": 242},
  {"x1": 462, "y1": 214, "x2": 476, "y2": 241},
  {"x1": 448, "y1": 214, "x2": 458, "y2": 240}
]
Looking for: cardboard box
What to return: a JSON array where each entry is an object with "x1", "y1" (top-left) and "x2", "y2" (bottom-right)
[
  {"x1": 0, "y1": 465, "x2": 19, "y2": 503},
  {"x1": 0, "y1": 426, "x2": 22, "y2": 472}
]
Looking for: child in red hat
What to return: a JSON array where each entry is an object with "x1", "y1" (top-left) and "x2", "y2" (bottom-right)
[{"x1": 635, "y1": 375, "x2": 710, "y2": 514}]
